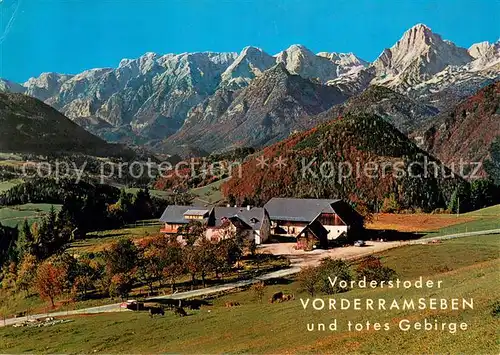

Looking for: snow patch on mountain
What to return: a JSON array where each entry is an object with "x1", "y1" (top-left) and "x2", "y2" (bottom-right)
[{"x1": 317, "y1": 52, "x2": 368, "y2": 75}]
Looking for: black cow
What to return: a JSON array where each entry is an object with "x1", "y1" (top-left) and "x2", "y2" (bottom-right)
[
  {"x1": 173, "y1": 307, "x2": 187, "y2": 317},
  {"x1": 149, "y1": 307, "x2": 165, "y2": 317}
]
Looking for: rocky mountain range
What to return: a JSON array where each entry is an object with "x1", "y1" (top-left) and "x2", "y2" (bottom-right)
[
  {"x1": 160, "y1": 63, "x2": 348, "y2": 153},
  {"x1": 1, "y1": 24, "x2": 498, "y2": 155}
]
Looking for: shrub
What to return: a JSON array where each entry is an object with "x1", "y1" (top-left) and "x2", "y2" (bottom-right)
[
  {"x1": 317, "y1": 258, "x2": 352, "y2": 294},
  {"x1": 381, "y1": 193, "x2": 400, "y2": 213},
  {"x1": 356, "y1": 256, "x2": 396, "y2": 282},
  {"x1": 298, "y1": 266, "x2": 320, "y2": 296},
  {"x1": 251, "y1": 281, "x2": 266, "y2": 303}
]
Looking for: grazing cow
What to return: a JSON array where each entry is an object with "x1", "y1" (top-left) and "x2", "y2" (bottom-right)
[
  {"x1": 173, "y1": 307, "x2": 187, "y2": 317},
  {"x1": 149, "y1": 307, "x2": 165, "y2": 317},
  {"x1": 269, "y1": 292, "x2": 283, "y2": 303},
  {"x1": 225, "y1": 301, "x2": 241, "y2": 308},
  {"x1": 187, "y1": 300, "x2": 205, "y2": 310}
]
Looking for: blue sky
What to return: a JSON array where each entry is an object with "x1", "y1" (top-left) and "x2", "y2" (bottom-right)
[{"x1": 1, "y1": 0, "x2": 498, "y2": 82}]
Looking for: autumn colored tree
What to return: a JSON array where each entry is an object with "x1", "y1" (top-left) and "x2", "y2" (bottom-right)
[
  {"x1": 196, "y1": 238, "x2": 217, "y2": 288},
  {"x1": 298, "y1": 266, "x2": 319, "y2": 297},
  {"x1": 162, "y1": 238, "x2": 184, "y2": 292},
  {"x1": 381, "y1": 193, "x2": 400, "y2": 213},
  {"x1": 108, "y1": 273, "x2": 134, "y2": 299},
  {"x1": 177, "y1": 220, "x2": 205, "y2": 246},
  {"x1": 183, "y1": 245, "x2": 201, "y2": 290},
  {"x1": 102, "y1": 238, "x2": 138, "y2": 297},
  {"x1": 16, "y1": 254, "x2": 38, "y2": 294},
  {"x1": 104, "y1": 238, "x2": 138, "y2": 275},
  {"x1": 35, "y1": 261, "x2": 66, "y2": 307},
  {"x1": 356, "y1": 255, "x2": 396, "y2": 282},
  {"x1": 72, "y1": 275, "x2": 94, "y2": 300},
  {"x1": 137, "y1": 236, "x2": 169, "y2": 294},
  {"x1": 251, "y1": 281, "x2": 266, "y2": 303},
  {"x1": 71, "y1": 257, "x2": 98, "y2": 300},
  {"x1": 0, "y1": 262, "x2": 18, "y2": 294}
]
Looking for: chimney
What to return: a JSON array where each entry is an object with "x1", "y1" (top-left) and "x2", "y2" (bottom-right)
[{"x1": 247, "y1": 205, "x2": 251, "y2": 211}]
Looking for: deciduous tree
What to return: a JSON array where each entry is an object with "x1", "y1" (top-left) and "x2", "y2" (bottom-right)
[
  {"x1": 35, "y1": 261, "x2": 66, "y2": 307},
  {"x1": 16, "y1": 254, "x2": 37, "y2": 294}
]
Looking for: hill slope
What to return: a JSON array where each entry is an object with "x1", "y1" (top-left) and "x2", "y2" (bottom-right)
[
  {"x1": 420, "y1": 82, "x2": 500, "y2": 177},
  {"x1": 308, "y1": 86, "x2": 439, "y2": 134},
  {"x1": 0, "y1": 93, "x2": 130, "y2": 156},
  {"x1": 222, "y1": 113, "x2": 463, "y2": 211}
]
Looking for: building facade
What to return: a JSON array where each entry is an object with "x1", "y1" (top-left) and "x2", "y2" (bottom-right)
[{"x1": 264, "y1": 198, "x2": 363, "y2": 243}]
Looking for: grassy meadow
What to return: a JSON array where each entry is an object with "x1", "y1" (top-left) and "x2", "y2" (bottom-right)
[
  {"x1": 427, "y1": 205, "x2": 500, "y2": 237},
  {"x1": 1, "y1": 234, "x2": 498, "y2": 354},
  {"x1": 0, "y1": 203, "x2": 62, "y2": 228},
  {"x1": 189, "y1": 178, "x2": 228, "y2": 205},
  {"x1": 67, "y1": 224, "x2": 162, "y2": 254},
  {"x1": 367, "y1": 204, "x2": 500, "y2": 237},
  {"x1": 0, "y1": 179, "x2": 23, "y2": 194}
]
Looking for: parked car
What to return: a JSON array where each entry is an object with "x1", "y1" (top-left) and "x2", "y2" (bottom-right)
[{"x1": 354, "y1": 240, "x2": 366, "y2": 247}]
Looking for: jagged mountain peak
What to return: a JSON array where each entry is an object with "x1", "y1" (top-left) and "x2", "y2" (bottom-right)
[
  {"x1": 396, "y1": 23, "x2": 445, "y2": 51},
  {"x1": 240, "y1": 45, "x2": 267, "y2": 55},
  {"x1": 317, "y1": 52, "x2": 369, "y2": 76},
  {"x1": 406, "y1": 23, "x2": 433, "y2": 36},
  {"x1": 265, "y1": 62, "x2": 291, "y2": 75},
  {"x1": 275, "y1": 44, "x2": 339, "y2": 83},
  {"x1": 275, "y1": 44, "x2": 317, "y2": 62},
  {"x1": 23, "y1": 72, "x2": 74, "y2": 102},
  {"x1": 468, "y1": 41, "x2": 493, "y2": 59},
  {"x1": 280, "y1": 44, "x2": 315, "y2": 55},
  {"x1": 317, "y1": 51, "x2": 367, "y2": 64},
  {"x1": 372, "y1": 23, "x2": 473, "y2": 87},
  {"x1": 220, "y1": 46, "x2": 275, "y2": 88}
]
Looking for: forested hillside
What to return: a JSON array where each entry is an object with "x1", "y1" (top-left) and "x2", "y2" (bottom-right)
[
  {"x1": 223, "y1": 113, "x2": 471, "y2": 212},
  {"x1": 0, "y1": 93, "x2": 132, "y2": 157}
]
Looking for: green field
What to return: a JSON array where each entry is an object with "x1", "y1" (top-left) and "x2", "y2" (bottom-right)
[
  {"x1": 0, "y1": 179, "x2": 23, "y2": 194},
  {"x1": 0, "y1": 204, "x2": 62, "y2": 228},
  {"x1": 67, "y1": 224, "x2": 162, "y2": 253},
  {"x1": 189, "y1": 178, "x2": 228, "y2": 205},
  {"x1": 1, "y1": 235, "x2": 498, "y2": 353},
  {"x1": 125, "y1": 188, "x2": 172, "y2": 200},
  {"x1": 426, "y1": 205, "x2": 500, "y2": 237}
]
